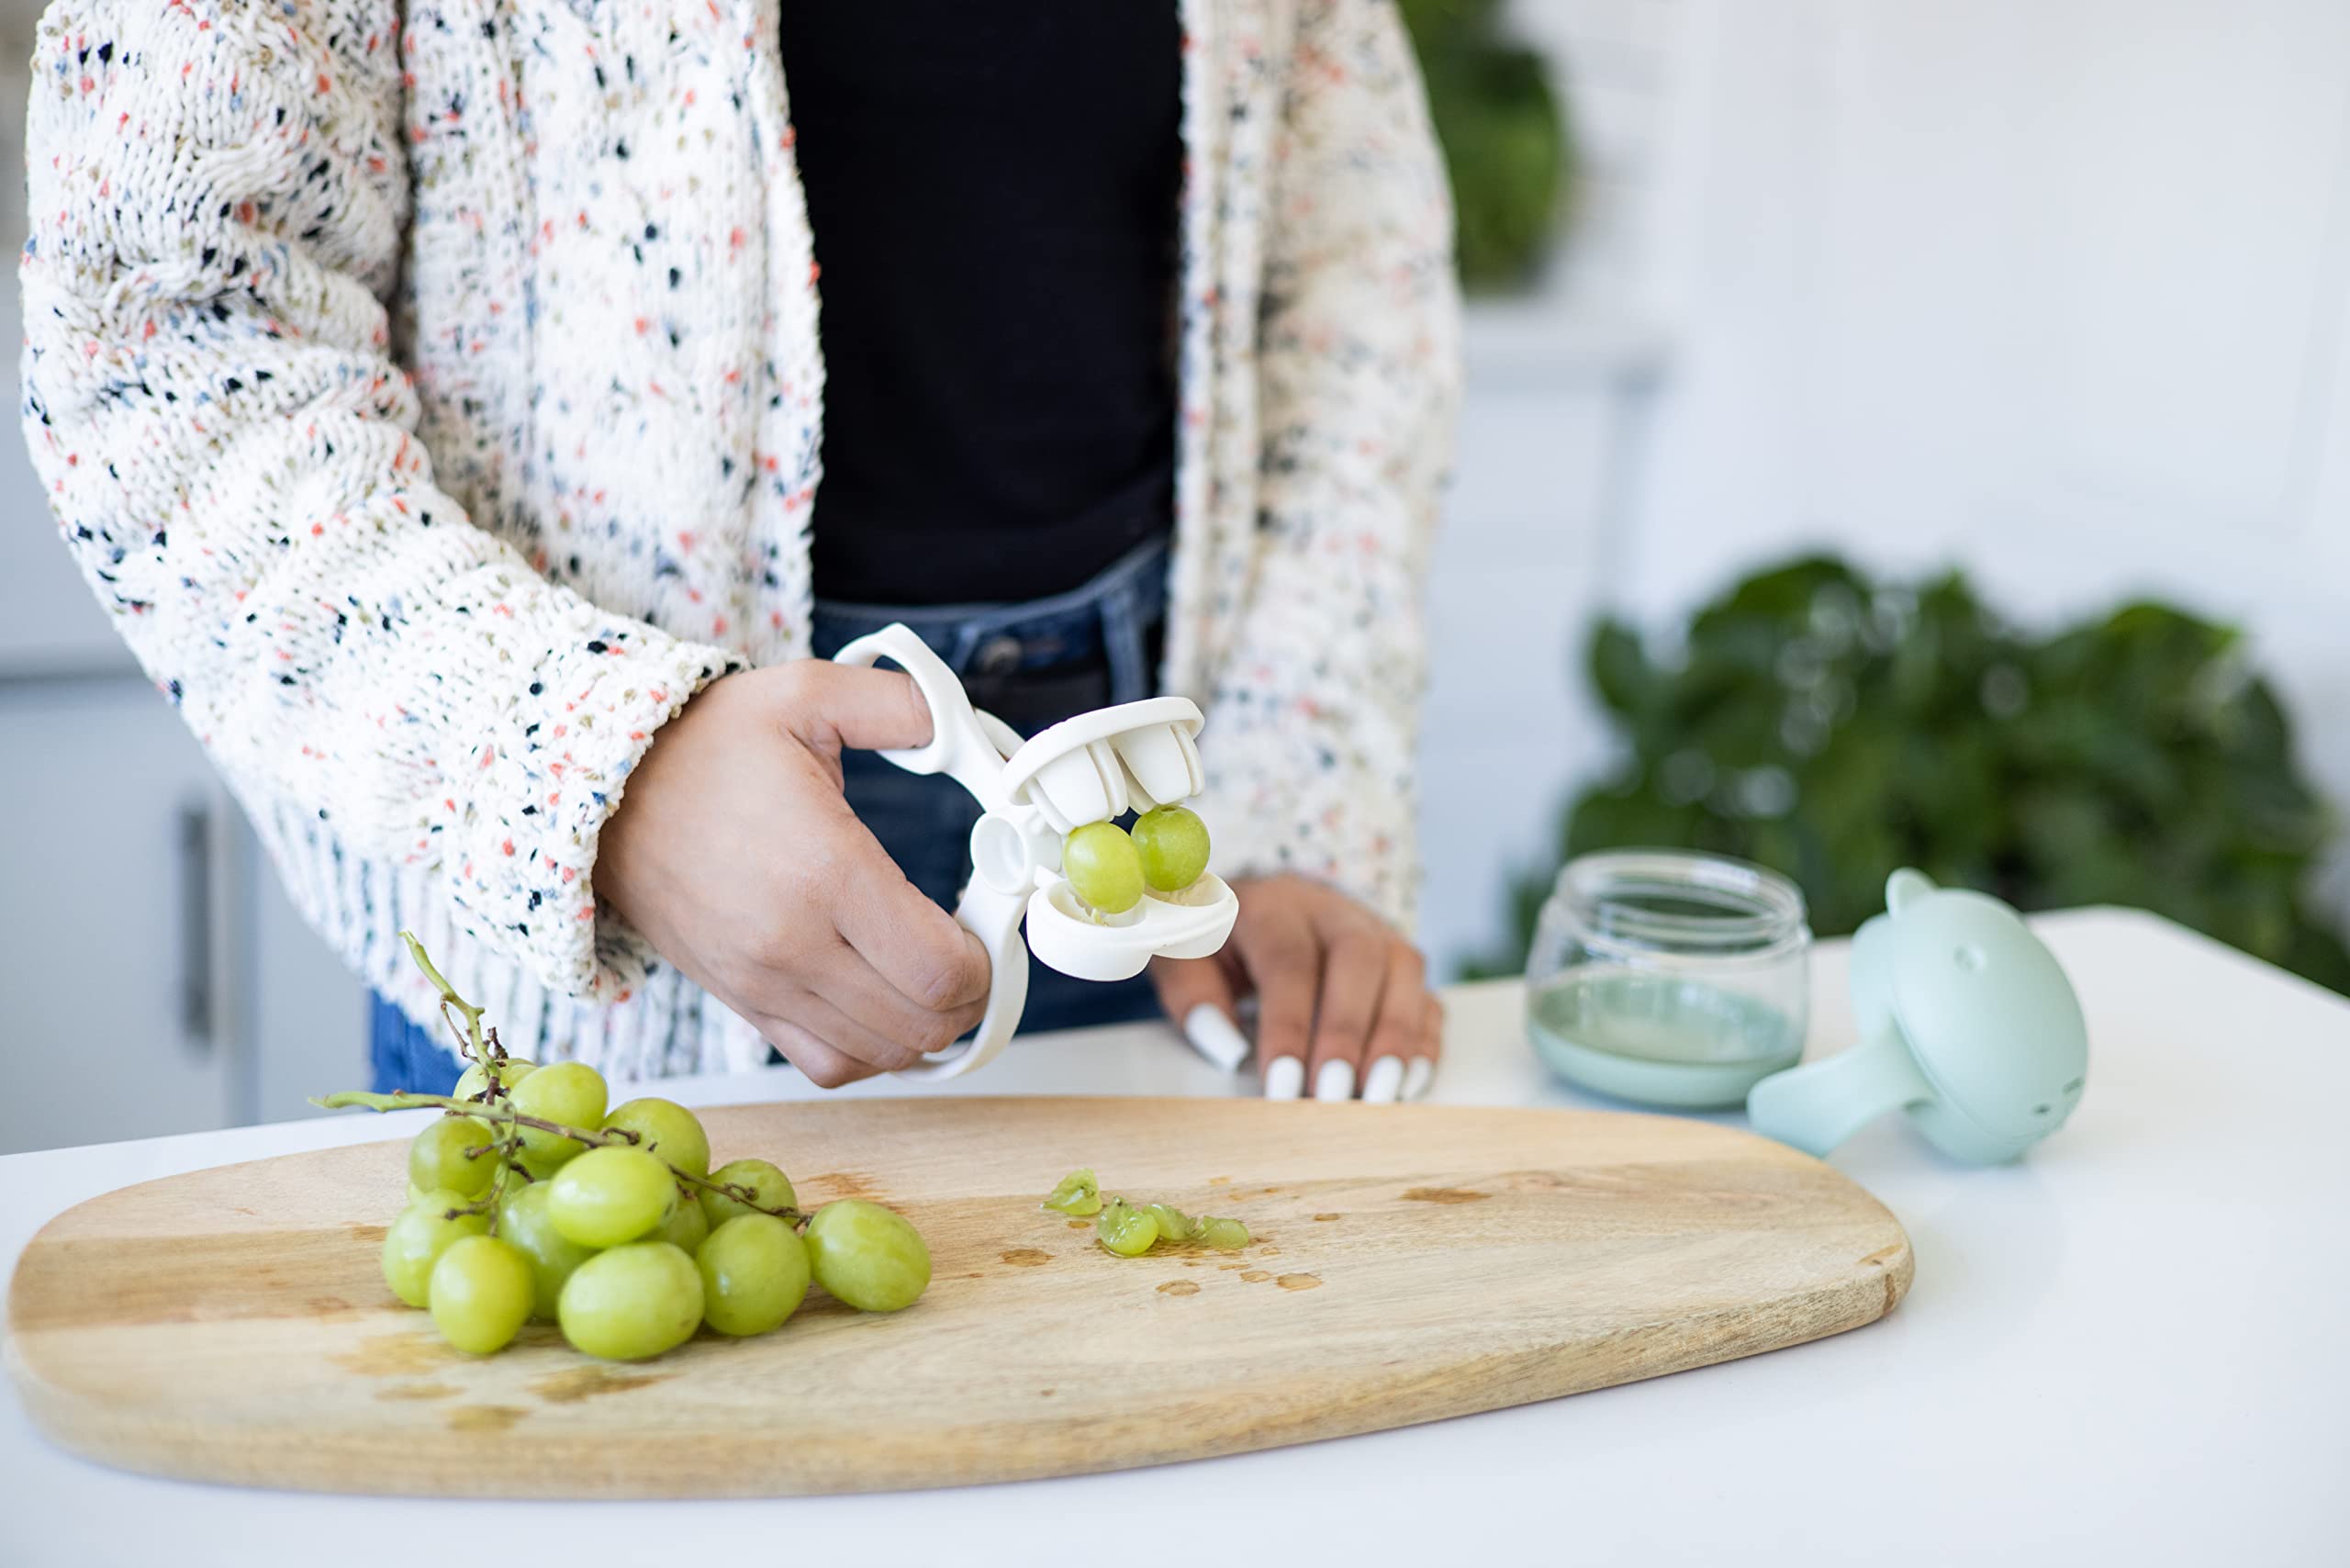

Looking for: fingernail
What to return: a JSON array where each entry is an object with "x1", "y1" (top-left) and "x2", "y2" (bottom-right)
[
  {"x1": 1263, "y1": 1056, "x2": 1304, "y2": 1100},
  {"x1": 1361, "y1": 1056, "x2": 1404, "y2": 1103},
  {"x1": 1402, "y1": 1058, "x2": 1434, "y2": 1101},
  {"x1": 1314, "y1": 1058, "x2": 1356, "y2": 1102},
  {"x1": 1182, "y1": 1003, "x2": 1251, "y2": 1075}
]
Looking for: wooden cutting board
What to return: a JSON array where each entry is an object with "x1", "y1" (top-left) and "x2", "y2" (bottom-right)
[{"x1": 7, "y1": 1097, "x2": 1910, "y2": 1497}]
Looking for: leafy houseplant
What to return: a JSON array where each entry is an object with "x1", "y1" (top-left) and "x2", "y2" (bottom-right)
[
  {"x1": 1481, "y1": 555, "x2": 2350, "y2": 994},
  {"x1": 1399, "y1": 0, "x2": 1575, "y2": 293}
]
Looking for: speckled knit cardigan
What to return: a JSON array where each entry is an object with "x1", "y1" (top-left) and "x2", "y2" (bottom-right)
[{"x1": 20, "y1": 0, "x2": 1461, "y2": 1079}]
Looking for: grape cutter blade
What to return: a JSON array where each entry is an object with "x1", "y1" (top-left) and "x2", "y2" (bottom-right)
[{"x1": 832, "y1": 623, "x2": 1240, "y2": 1079}]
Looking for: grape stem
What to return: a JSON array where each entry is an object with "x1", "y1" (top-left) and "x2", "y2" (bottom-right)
[
  {"x1": 397, "y1": 930, "x2": 524, "y2": 1228},
  {"x1": 311, "y1": 1090, "x2": 806, "y2": 1224},
  {"x1": 368, "y1": 932, "x2": 797, "y2": 1226},
  {"x1": 401, "y1": 930, "x2": 484, "y2": 1057}
]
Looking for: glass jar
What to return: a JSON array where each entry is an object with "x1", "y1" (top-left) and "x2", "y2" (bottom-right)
[{"x1": 1524, "y1": 850, "x2": 1811, "y2": 1108}]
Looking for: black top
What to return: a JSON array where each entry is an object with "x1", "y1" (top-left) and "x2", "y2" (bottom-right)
[{"x1": 781, "y1": 5, "x2": 1184, "y2": 608}]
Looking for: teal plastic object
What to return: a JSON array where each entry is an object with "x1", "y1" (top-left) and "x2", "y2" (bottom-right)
[{"x1": 1745, "y1": 869, "x2": 2088, "y2": 1163}]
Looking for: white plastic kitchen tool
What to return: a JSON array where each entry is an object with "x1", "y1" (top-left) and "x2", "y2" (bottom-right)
[{"x1": 833, "y1": 623, "x2": 1240, "y2": 1080}]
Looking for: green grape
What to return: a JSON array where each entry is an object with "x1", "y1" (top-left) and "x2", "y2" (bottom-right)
[
  {"x1": 381, "y1": 1188, "x2": 490, "y2": 1308},
  {"x1": 1193, "y1": 1215, "x2": 1250, "y2": 1250},
  {"x1": 655, "y1": 1186, "x2": 710, "y2": 1254},
  {"x1": 1132, "y1": 805, "x2": 1211, "y2": 891},
  {"x1": 804, "y1": 1199, "x2": 932, "y2": 1312},
  {"x1": 453, "y1": 1055, "x2": 537, "y2": 1110},
  {"x1": 696, "y1": 1215, "x2": 811, "y2": 1337},
  {"x1": 698, "y1": 1158, "x2": 797, "y2": 1228},
  {"x1": 407, "y1": 1114, "x2": 499, "y2": 1199},
  {"x1": 600, "y1": 1097, "x2": 711, "y2": 1182},
  {"x1": 558, "y1": 1241, "x2": 704, "y2": 1361},
  {"x1": 496, "y1": 1181, "x2": 597, "y2": 1320},
  {"x1": 1042, "y1": 1168, "x2": 1102, "y2": 1216},
  {"x1": 508, "y1": 1060, "x2": 608, "y2": 1170},
  {"x1": 1141, "y1": 1202, "x2": 1193, "y2": 1244},
  {"x1": 1094, "y1": 1196, "x2": 1159, "y2": 1258},
  {"x1": 428, "y1": 1234, "x2": 534, "y2": 1355},
  {"x1": 1061, "y1": 822, "x2": 1144, "y2": 914},
  {"x1": 547, "y1": 1145, "x2": 676, "y2": 1249}
]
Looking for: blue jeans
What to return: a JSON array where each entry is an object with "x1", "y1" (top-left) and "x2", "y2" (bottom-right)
[{"x1": 372, "y1": 536, "x2": 1170, "y2": 1091}]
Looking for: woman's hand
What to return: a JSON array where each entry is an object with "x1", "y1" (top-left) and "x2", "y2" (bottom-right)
[
  {"x1": 1151, "y1": 875, "x2": 1442, "y2": 1101},
  {"x1": 598, "y1": 663, "x2": 993, "y2": 1087}
]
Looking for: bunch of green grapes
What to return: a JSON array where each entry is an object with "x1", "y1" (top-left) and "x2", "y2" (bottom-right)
[
  {"x1": 1062, "y1": 804, "x2": 1212, "y2": 916},
  {"x1": 327, "y1": 936, "x2": 934, "y2": 1361},
  {"x1": 1042, "y1": 1168, "x2": 1250, "y2": 1255}
]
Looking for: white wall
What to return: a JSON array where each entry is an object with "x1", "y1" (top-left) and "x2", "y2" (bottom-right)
[
  {"x1": 1630, "y1": 0, "x2": 2350, "y2": 906},
  {"x1": 1416, "y1": 0, "x2": 2350, "y2": 975},
  {"x1": 1412, "y1": 0, "x2": 1681, "y2": 977}
]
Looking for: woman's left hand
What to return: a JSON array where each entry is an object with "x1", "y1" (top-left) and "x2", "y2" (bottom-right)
[{"x1": 1150, "y1": 874, "x2": 1442, "y2": 1102}]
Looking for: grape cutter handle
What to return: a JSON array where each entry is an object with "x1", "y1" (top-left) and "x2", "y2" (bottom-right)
[
  {"x1": 920, "y1": 874, "x2": 1028, "y2": 1081},
  {"x1": 832, "y1": 625, "x2": 1014, "y2": 814},
  {"x1": 1745, "y1": 1024, "x2": 1934, "y2": 1157},
  {"x1": 833, "y1": 626, "x2": 1027, "y2": 1080}
]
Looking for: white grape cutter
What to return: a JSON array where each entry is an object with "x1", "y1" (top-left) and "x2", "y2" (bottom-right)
[{"x1": 834, "y1": 623, "x2": 1239, "y2": 1080}]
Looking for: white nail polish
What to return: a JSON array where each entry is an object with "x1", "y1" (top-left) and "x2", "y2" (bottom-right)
[
  {"x1": 1314, "y1": 1058, "x2": 1357, "y2": 1102},
  {"x1": 1263, "y1": 1056, "x2": 1305, "y2": 1100},
  {"x1": 1402, "y1": 1058, "x2": 1434, "y2": 1101},
  {"x1": 1361, "y1": 1056, "x2": 1404, "y2": 1103},
  {"x1": 1182, "y1": 1003, "x2": 1251, "y2": 1074}
]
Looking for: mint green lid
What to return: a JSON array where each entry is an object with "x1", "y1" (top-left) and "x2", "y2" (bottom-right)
[
  {"x1": 1747, "y1": 869, "x2": 2089, "y2": 1164},
  {"x1": 1879, "y1": 869, "x2": 2087, "y2": 1145}
]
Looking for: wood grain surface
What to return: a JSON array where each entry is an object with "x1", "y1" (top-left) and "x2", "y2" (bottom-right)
[{"x1": 7, "y1": 1097, "x2": 1911, "y2": 1497}]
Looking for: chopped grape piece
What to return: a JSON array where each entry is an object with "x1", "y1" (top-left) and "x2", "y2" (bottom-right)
[
  {"x1": 1095, "y1": 1196, "x2": 1160, "y2": 1257},
  {"x1": 1193, "y1": 1216, "x2": 1251, "y2": 1251},
  {"x1": 1043, "y1": 1169, "x2": 1103, "y2": 1215}
]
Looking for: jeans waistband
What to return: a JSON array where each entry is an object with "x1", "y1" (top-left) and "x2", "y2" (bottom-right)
[{"x1": 808, "y1": 533, "x2": 1169, "y2": 681}]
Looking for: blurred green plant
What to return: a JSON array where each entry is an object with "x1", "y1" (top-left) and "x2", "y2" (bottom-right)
[
  {"x1": 1478, "y1": 555, "x2": 2350, "y2": 993},
  {"x1": 1399, "y1": 0, "x2": 1574, "y2": 292}
]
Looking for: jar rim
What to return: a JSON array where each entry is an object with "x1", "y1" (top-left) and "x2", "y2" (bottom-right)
[{"x1": 1552, "y1": 849, "x2": 1809, "y2": 956}]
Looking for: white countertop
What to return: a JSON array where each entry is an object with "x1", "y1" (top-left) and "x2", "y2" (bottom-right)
[{"x1": 6, "y1": 908, "x2": 2347, "y2": 1566}]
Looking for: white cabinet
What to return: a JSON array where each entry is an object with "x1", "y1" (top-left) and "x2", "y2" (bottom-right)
[
  {"x1": 0, "y1": 678, "x2": 370, "y2": 1155},
  {"x1": 0, "y1": 682, "x2": 236, "y2": 1150},
  {"x1": 0, "y1": 0, "x2": 364, "y2": 1153}
]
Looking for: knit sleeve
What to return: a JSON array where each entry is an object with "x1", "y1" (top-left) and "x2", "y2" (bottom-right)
[
  {"x1": 1192, "y1": 0, "x2": 1462, "y2": 930},
  {"x1": 18, "y1": 2, "x2": 737, "y2": 1002}
]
